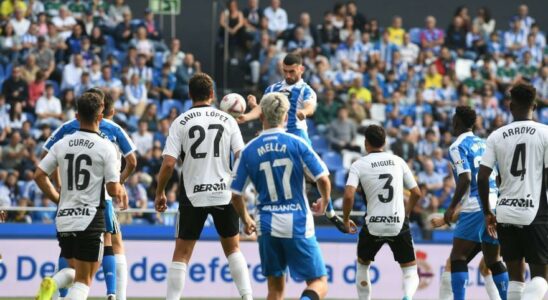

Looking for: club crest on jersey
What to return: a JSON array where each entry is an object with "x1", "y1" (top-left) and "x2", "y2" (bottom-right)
[
  {"x1": 193, "y1": 179, "x2": 227, "y2": 193},
  {"x1": 498, "y1": 195, "x2": 534, "y2": 208}
]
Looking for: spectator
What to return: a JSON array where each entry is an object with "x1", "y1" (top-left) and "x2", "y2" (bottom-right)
[
  {"x1": 317, "y1": 12, "x2": 340, "y2": 57},
  {"x1": 97, "y1": 65, "x2": 123, "y2": 100},
  {"x1": 114, "y1": 10, "x2": 134, "y2": 50},
  {"x1": 512, "y1": 4, "x2": 535, "y2": 33},
  {"x1": 522, "y1": 33, "x2": 543, "y2": 67},
  {"x1": 174, "y1": 53, "x2": 201, "y2": 99},
  {"x1": 346, "y1": 94, "x2": 367, "y2": 124},
  {"x1": 263, "y1": 0, "x2": 287, "y2": 37},
  {"x1": 371, "y1": 31, "x2": 399, "y2": 67},
  {"x1": 128, "y1": 53, "x2": 153, "y2": 88},
  {"x1": 65, "y1": 22, "x2": 85, "y2": 56},
  {"x1": 67, "y1": 0, "x2": 86, "y2": 19},
  {"x1": 390, "y1": 129, "x2": 416, "y2": 163},
  {"x1": 89, "y1": 26, "x2": 106, "y2": 58},
  {"x1": 219, "y1": 0, "x2": 246, "y2": 55},
  {"x1": 294, "y1": 12, "x2": 318, "y2": 48},
  {"x1": 20, "y1": 54, "x2": 40, "y2": 83},
  {"x1": 28, "y1": 70, "x2": 46, "y2": 109},
  {"x1": 417, "y1": 129, "x2": 438, "y2": 162},
  {"x1": 387, "y1": 16, "x2": 405, "y2": 46},
  {"x1": 1, "y1": 132, "x2": 28, "y2": 171},
  {"x1": 35, "y1": 12, "x2": 48, "y2": 35},
  {"x1": 335, "y1": 34, "x2": 363, "y2": 69},
  {"x1": 421, "y1": 16, "x2": 444, "y2": 54},
  {"x1": 533, "y1": 66, "x2": 547, "y2": 105},
  {"x1": 287, "y1": 26, "x2": 313, "y2": 54},
  {"x1": 496, "y1": 54, "x2": 517, "y2": 90},
  {"x1": 346, "y1": 1, "x2": 366, "y2": 32},
  {"x1": 7, "y1": 101, "x2": 26, "y2": 130},
  {"x1": 399, "y1": 33, "x2": 419, "y2": 65},
  {"x1": 366, "y1": 18, "x2": 381, "y2": 42},
  {"x1": 424, "y1": 64, "x2": 442, "y2": 89},
  {"x1": 150, "y1": 63, "x2": 176, "y2": 102},
  {"x1": 30, "y1": 36, "x2": 55, "y2": 78},
  {"x1": 74, "y1": 72, "x2": 93, "y2": 97},
  {"x1": 472, "y1": 7, "x2": 495, "y2": 37},
  {"x1": 327, "y1": 107, "x2": 361, "y2": 153},
  {"x1": 0, "y1": 0, "x2": 26, "y2": 19},
  {"x1": 314, "y1": 89, "x2": 342, "y2": 131},
  {"x1": 431, "y1": 147, "x2": 450, "y2": 177},
  {"x1": 453, "y1": 5, "x2": 471, "y2": 31},
  {"x1": 529, "y1": 23, "x2": 546, "y2": 49},
  {"x1": 339, "y1": 15, "x2": 360, "y2": 43},
  {"x1": 2, "y1": 66, "x2": 29, "y2": 107},
  {"x1": 141, "y1": 8, "x2": 162, "y2": 41},
  {"x1": 348, "y1": 76, "x2": 372, "y2": 105},
  {"x1": 131, "y1": 119, "x2": 153, "y2": 157},
  {"x1": 125, "y1": 73, "x2": 147, "y2": 116},
  {"x1": 44, "y1": 0, "x2": 61, "y2": 17},
  {"x1": 0, "y1": 22, "x2": 22, "y2": 64},
  {"x1": 331, "y1": 2, "x2": 346, "y2": 29},
  {"x1": 108, "y1": 0, "x2": 131, "y2": 26},
  {"x1": 9, "y1": 6, "x2": 30, "y2": 37},
  {"x1": 163, "y1": 38, "x2": 185, "y2": 72},
  {"x1": 61, "y1": 53, "x2": 85, "y2": 90},
  {"x1": 46, "y1": 22, "x2": 68, "y2": 62},
  {"x1": 445, "y1": 16, "x2": 467, "y2": 54},
  {"x1": 60, "y1": 89, "x2": 76, "y2": 120},
  {"x1": 243, "y1": 0, "x2": 262, "y2": 33},
  {"x1": 465, "y1": 24, "x2": 487, "y2": 58},
  {"x1": 81, "y1": 10, "x2": 95, "y2": 35},
  {"x1": 35, "y1": 83, "x2": 62, "y2": 127},
  {"x1": 125, "y1": 173, "x2": 149, "y2": 220},
  {"x1": 140, "y1": 102, "x2": 158, "y2": 132},
  {"x1": 504, "y1": 18, "x2": 527, "y2": 54},
  {"x1": 130, "y1": 26, "x2": 154, "y2": 61},
  {"x1": 418, "y1": 158, "x2": 444, "y2": 194},
  {"x1": 153, "y1": 118, "x2": 170, "y2": 149},
  {"x1": 52, "y1": 6, "x2": 77, "y2": 40},
  {"x1": 518, "y1": 51, "x2": 538, "y2": 79}
]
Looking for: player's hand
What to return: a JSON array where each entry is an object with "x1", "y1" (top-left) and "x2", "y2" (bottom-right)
[
  {"x1": 247, "y1": 95, "x2": 258, "y2": 109},
  {"x1": 155, "y1": 193, "x2": 168, "y2": 213},
  {"x1": 443, "y1": 206, "x2": 456, "y2": 226},
  {"x1": 484, "y1": 211, "x2": 497, "y2": 239},
  {"x1": 243, "y1": 215, "x2": 256, "y2": 235},
  {"x1": 311, "y1": 198, "x2": 325, "y2": 216},
  {"x1": 237, "y1": 113, "x2": 248, "y2": 124},
  {"x1": 0, "y1": 210, "x2": 6, "y2": 223},
  {"x1": 296, "y1": 110, "x2": 306, "y2": 121},
  {"x1": 343, "y1": 218, "x2": 358, "y2": 234},
  {"x1": 430, "y1": 216, "x2": 446, "y2": 228},
  {"x1": 117, "y1": 186, "x2": 129, "y2": 211}
]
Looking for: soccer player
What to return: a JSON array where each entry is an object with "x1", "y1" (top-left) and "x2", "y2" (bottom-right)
[
  {"x1": 35, "y1": 92, "x2": 128, "y2": 300},
  {"x1": 237, "y1": 53, "x2": 345, "y2": 232},
  {"x1": 43, "y1": 88, "x2": 137, "y2": 300},
  {"x1": 231, "y1": 92, "x2": 332, "y2": 300},
  {"x1": 154, "y1": 73, "x2": 253, "y2": 300},
  {"x1": 479, "y1": 82, "x2": 548, "y2": 300},
  {"x1": 342, "y1": 125, "x2": 422, "y2": 300},
  {"x1": 442, "y1": 106, "x2": 509, "y2": 300}
]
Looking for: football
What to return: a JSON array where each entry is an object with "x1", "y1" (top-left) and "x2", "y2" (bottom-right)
[{"x1": 220, "y1": 93, "x2": 247, "y2": 118}]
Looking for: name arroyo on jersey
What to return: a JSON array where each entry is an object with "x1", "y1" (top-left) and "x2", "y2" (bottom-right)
[
  {"x1": 498, "y1": 194, "x2": 534, "y2": 208},
  {"x1": 502, "y1": 126, "x2": 536, "y2": 139},
  {"x1": 179, "y1": 110, "x2": 229, "y2": 126}
]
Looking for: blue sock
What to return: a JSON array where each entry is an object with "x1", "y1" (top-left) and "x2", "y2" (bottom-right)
[
  {"x1": 57, "y1": 256, "x2": 69, "y2": 297},
  {"x1": 451, "y1": 260, "x2": 468, "y2": 300},
  {"x1": 489, "y1": 262, "x2": 509, "y2": 300},
  {"x1": 326, "y1": 199, "x2": 334, "y2": 213},
  {"x1": 102, "y1": 246, "x2": 116, "y2": 295}
]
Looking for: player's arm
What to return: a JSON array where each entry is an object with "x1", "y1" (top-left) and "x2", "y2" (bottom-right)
[
  {"x1": 106, "y1": 182, "x2": 127, "y2": 209},
  {"x1": 314, "y1": 175, "x2": 331, "y2": 215},
  {"x1": 40, "y1": 150, "x2": 62, "y2": 190},
  {"x1": 342, "y1": 184, "x2": 356, "y2": 223},
  {"x1": 116, "y1": 126, "x2": 138, "y2": 184},
  {"x1": 297, "y1": 88, "x2": 317, "y2": 120},
  {"x1": 120, "y1": 152, "x2": 137, "y2": 184},
  {"x1": 341, "y1": 164, "x2": 359, "y2": 233},
  {"x1": 402, "y1": 159, "x2": 422, "y2": 217},
  {"x1": 230, "y1": 152, "x2": 256, "y2": 234},
  {"x1": 104, "y1": 144, "x2": 128, "y2": 209},
  {"x1": 478, "y1": 135, "x2": 498, "y2": 237},
  {"x1": 155, "y1": 155, "x2": 177, "y2": 212},
  {"x1": 299, "y1": 141, "x2": 331, "y2": 214},
  {"x1": 35, "y1": 149, "x2": 60, "y2": 204},
  {"x1": 237, "y1": 96, "x2": 262, "y2": 124},
  {"x1": 405, "y1": 186, "x2": 422, "y2": 217}
]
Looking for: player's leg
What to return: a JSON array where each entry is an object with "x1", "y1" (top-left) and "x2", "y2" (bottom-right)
[
  {"x1": 389, "y1": 225, "x2": 419, "y2": 300},
  {"x1": 37, "y1": 234, "x2": 78, "y2": 300},
  {"x1": 166, "y1": 207, "x2": 206, "y2": 300},
  {"x1": 523, "y1": 264, "x2": 548, "y2": 299},
  {"x1": 214, "y1": 205, "x2": 253, "y2": 300},
  {"x1": 259, "y1": 236, "x2": 287, "y2": 300},
  {"x1": 302, "y1": 276, "x2": 328, "y2": 300},
  {"x1": 111, "y1": 232, "x2": 128, "y2": 300},
  {"x1": 102, "y1": 233, "x2": 117, "y2": 299},
  {"x1": 267, "y1": 276, "x2": 285, "y2": 300},
  {"x1": 439, "y1": 259, "x2": 453, "y2": 300},
  {"x1": 522, "y1": 223, "x2": 548, "y2": 299},
  {"x1": 67, "y1": 259, "x2": 101, "y2": 300},
  {"x1": 496, "y1": 224, "x2": 526, "y2": 300},
  {"x1": 355, "y1": 227, "x2": 384, "y2": 300},
  {"x1": 481, "y1": 241, "x2": 508, "y2": 300},
  {"x1": 449, "y1": 238, "x2": 480, "y2": 300},
  {"x1": 479, "y1": 257, "x2": 502, "y2": 300},
  {"x1": 57, "y1": 255, "x2": 71, "y2": 299},
  {"x1": 65, "y1": 231, "x2": 104, "y2": 300}
]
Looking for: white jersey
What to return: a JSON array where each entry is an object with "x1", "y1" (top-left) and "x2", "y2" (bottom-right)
[
  {"x1": 346, "y1": 152, "x2": 418, "y2": 236},
  {"x1": 481, "y1": 120, "x2": 548, "y2": 226},
  {"x1": 163, "y1": 105, "x2": 245, "y2": 207},
  {"x1": 38, "y1": 130, "x2": 120, "y2": 232}
]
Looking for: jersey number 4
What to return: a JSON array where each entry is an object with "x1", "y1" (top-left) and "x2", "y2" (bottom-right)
[
  {"x1": 510, "y1": 143, "x2": 526, "y2": 181},
  {"x1": 189, "y1": 124, "x2": 224, "y2": 159},
  {"x1": 65, "y1": 154, "x2": 92, "y2": 190}
]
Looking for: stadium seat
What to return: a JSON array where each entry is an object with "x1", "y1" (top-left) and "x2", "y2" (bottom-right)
[
  {"x1": 154, "y1": 52, "x2": 165, "y2": 69},
  {"x1": 410, "y1": 222, "x2": 424, "y2": 242},
  {"x1": 45, "y1": 80, "x2": 60, "y2": 97},
  {"x1": 306, "y1": 118, "x2": 317, "y2": 136},
  {"x1": 0, "y1": 64, "x2": 5, "y2": 82},
  {"x1": 321, "y1": 151, "x2": 343, "y2": 173},
  {"x1": 24, "y1": 113, "x2": 35, "y2": 124},
  {"x1": 182, "y1": 99, "x2": 193, "y2": 112},
  {"x1": 104, "y1": 34, "x2": 116, "y2": 51},
  {"x1": 4, "y1": 63, "x2": 13, "y2": 77},
  {"x1": 310, "y1": 135, "x2": 329, "y2": 155},
  {"x1": 334, "y1": 169, "x2": 347, "y2": 191},
  {"x1": 408, "y1": 27, "x2": 422, "y2": 44},
  {"x1": 161, "y1": 99, "x2": 185, "y2": 117}
]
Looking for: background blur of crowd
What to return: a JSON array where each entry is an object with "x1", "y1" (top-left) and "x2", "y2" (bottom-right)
[{"x1": 0, "y1": 0, "x2": 546, "y2": 240}]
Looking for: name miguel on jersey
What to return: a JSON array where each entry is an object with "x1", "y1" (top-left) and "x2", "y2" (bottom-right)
[
  {"x1": 502, "y1": 126, "x2": 537, "y2": 139},
  {"x1": 370, "y1": 160, "x2": 395, "y2": 168},
  {"x1": 179, "y1": 110, "x2": 229, "y2": 126}
]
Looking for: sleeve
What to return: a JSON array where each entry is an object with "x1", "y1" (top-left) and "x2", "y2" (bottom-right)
[
  {"x1": 402, "y1": 158, "x2": 418, "y2": 189},
  {"x1": 299, "y1": 140, "x2": 329, "y2": 180},
  {"x1": 103, "y1": 143, "x2": 121, "y2": 184},
  {"x1": 302, "y1": 86, "x2": 317, "y2": 107},
  {"x1": 230, "y1": 119, "x2": 245, "y2": 153},
  {"x1": 43, "y1": 122, "x2": 68, "y2": 151},
  {"x1": 38, "y1": 145, "x2": 58, "y2": 175},
  {"x1": 345, "y1": 163, "x2": 360, "y2": 188},
  {"x1": 480, "y1": 134, "x2": 497, "y2": 169},
  {"x1": 115, "y1": 126, "x2": 137, "y2": 157},
  {"x1": 449, "y1": 144, "x2": 471, "y2": 175},
  {"x1": 230, "y1": 153, "x2": 249, "y2": 195},
  {"x1": 162, "y1": 121, "x2": 182, "y2": 159}
]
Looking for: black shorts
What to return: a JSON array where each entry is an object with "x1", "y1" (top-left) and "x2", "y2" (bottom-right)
[
  {"x1": 357, "y1": 221, "x2": 415, "y2": 264},
  {"x1": 57, "y1": 230, "x2": 104, "y2": 262},
  {"x1": 176, "y1": 204, "x2": 239, "y2": 240},
  {"x1": 497, "y1": 223, "x2": 548, "y2": 265}
]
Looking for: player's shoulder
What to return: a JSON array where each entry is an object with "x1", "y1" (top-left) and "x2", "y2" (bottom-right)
[
  {"x1": 266, "y1": 81, "x2": 284, "y2": 93},
  {"x1": 100, "y1": 118, "x2": 123, "y2": 131}
]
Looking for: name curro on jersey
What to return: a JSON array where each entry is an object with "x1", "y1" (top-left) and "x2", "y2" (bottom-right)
[{"x1": 68, "y1": 138, "x2": 95, "y2": 149}]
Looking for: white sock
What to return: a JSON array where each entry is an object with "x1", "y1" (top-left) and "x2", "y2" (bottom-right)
[
  {"x1": 483, "y1": 274, "x2": 502, "y2": 300},
  {"x1": 115, "y1": 254, "x2": 128, "y2": 300},
  {"x1": 401, "y1": 265, "x2": 419, "y2": 298},
  {"x1": 166, "y1": 262, "x2": 187, "y2": 300},
  {"x1": 66, "y1": 282, "x2": 89, "y2": 300},
  {"x1": 356, "y1": 263, "x2": 372, "y2": 300},
  {"x1": 227, "y1": 252, "x2": 253, "y2": 300},
  {"x1": 508, "y1": 281, "x2": 525, "y2": 300},
  {"x1": 53, "y1": 268, "x2": 75, "y2": 289},
  {"x1": 439, "y1": 271, "x2": 453, "y2": 300},
  {"x1": 522, "y1": 277, "x2": 548, "y2": 300}
]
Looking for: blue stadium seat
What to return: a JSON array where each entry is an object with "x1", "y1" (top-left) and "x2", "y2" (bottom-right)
[
  {"x1": 45, "y1": 80, "x2": 60, "y2": 97},
  {"x1": 24, "y1": 112, "x2": 35, "y2": 124},
  {"x1": 410, "y1": 222, "x2": 424, "y2": 242},
  {"x1": 104, "y1": 34, "x2": 116, "y2": 51},
  {"x1": 408, "y1": 27, "x2": 422, "y2": 45},
  {"x1": 306, "y1": 118, "x2": 317, "y2": 136},
  {"x1": 4, "y1": 63, "x2": 13, "y2": 77},
  {"x1": 183, "y1": 99, "x2": 193, "y2": 112},
  {"x1": 147, "y1": 98, "x2": 160, "y2": 110},
  {"x1": 310, "y1": 135, "x2": 329, "y2": 155},
  {"x1": 0, "y1": 64, "x2": 5, "y2": 82},
  {"x1": 161, "y1": 99, "x2": 184, "y2": 117},
  {"x1": 154, "y1": 52, "x2": 165, "y2": 69},
  {"x1": 334, "y1": 169, "x2": 347, "y2": 191},
  {"x1": 321, "y1": 151, "x2": 343, "y2": 173}
]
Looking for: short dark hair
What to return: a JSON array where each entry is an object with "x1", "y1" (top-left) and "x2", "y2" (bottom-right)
[
  {"x1": 364, "y1": 125, "x2": 386, "y2": 148},
  {"x1": 509, "y1": 82, "x2": 536, "y2": 109},
  {"x1": 189, "y1": 73, "x2": 214, "y2": 102},
  {"x1": 87, "y1": 88, "x2": 114, "y2": 116},
  {"x1": 283, "y1": 53, "x2": 303, "y2": 66},
  {"x1": 454, "y1": 105, "x2": 476, "y2": 129},
  {"x1": 77, "y1": 92, "x2": 103, "y2": 124}
]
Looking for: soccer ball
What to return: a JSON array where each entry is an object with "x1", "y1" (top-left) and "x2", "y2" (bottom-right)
[{"x1": 220, "y1": 93, "x2": 246, "y2": 118}]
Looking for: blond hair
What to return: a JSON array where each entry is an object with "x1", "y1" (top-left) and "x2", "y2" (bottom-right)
[{"x1": 260, "y1": 92, "x2": 290, "y2": 127}]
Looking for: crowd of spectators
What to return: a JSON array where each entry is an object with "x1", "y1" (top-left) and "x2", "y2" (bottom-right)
[{"x1": 0, "y1": 1, "x2": 546, "y2": 238}]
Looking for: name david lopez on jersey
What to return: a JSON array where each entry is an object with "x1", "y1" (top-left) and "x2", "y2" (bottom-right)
[
  {"x1": 179, "y1": 110, "x2": 229, "y2": 126},
  {"x1": 498, "y1": 195, "x2": 534, "y2": 208}
]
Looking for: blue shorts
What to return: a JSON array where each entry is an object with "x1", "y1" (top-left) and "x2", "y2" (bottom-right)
[
  {"x1": 454, "y1": 211, "x2": 497, "y2": 244},
  {"x1": 287, "y1": 129, "x2": 311, "y2": 145},
  {"x1": 258, "y1": 235, "x2": 327, "y2": 281},
  {"x1": 104, "y1": 200, "x2": 120, "y2": 234}
]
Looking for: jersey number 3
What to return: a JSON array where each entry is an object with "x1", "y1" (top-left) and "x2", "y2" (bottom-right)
[
  {"x1": 378, "y1": 174, "x2": 394, "y2": 203},
  {"x1": 65, "y1": 154, "x2": 92, "y2": 190}
]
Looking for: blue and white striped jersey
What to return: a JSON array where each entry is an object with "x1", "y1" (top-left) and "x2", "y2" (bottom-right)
[
  {"x1": 264, "y1": 79, "x2": 317, "y2": 133},
  {"x1": 231, "y1": 128, "x2": 328, "y2": 238},
  {"x1": 43, "y1": 118, "x2": 137, "y2": 157},
  {"x1": 448, "y1": 132, "x2": 498, "y2": 212}
]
